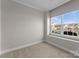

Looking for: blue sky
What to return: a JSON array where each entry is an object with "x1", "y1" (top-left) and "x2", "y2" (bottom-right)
[
  {"x1": 51, "y1": 11, "x2": 79, "y2": 24},
  {"x1": 51, "y1": 16, "x2": 61, "y2": 24}
]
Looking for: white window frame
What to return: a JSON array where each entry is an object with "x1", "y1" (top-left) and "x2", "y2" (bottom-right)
[{"x1": 49, "y1": 10, "x2": 79, "y2": 40}]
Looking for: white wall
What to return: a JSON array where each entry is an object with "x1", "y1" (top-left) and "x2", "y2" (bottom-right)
[
  {"x1": 50, "y1": 0, "x2": 79, "y2": 16},
  {"x1": 46, "y1": 36, "x2": 79, "y2": 56},
  {"x1": 1, "y1": 0, "x2": 44, "y2": 52},
  {"x1": 0, "y1": 0, "x2": 1, "y2": 53}
]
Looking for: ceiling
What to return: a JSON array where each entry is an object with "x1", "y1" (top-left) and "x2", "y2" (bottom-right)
[{"x1": 13, "y1": 0, "x2": 71, "y2": 11}]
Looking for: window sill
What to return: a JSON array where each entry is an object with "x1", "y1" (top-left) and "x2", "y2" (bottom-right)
[{"x1": 48, "y1": 33, "x2": 79, "y2": 41}]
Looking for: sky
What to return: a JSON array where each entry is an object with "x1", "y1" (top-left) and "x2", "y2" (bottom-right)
[{"x1": 51, "y1": 11, "x2": 79, "y2": 25}]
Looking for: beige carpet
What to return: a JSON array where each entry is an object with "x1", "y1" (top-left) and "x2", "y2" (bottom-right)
[{"x1": 0, "y1": 42, "x2": 75, "y2": 58}]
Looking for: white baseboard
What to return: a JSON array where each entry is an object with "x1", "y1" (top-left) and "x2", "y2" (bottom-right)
[
  {"x1": 0, "y1": 40, "x2": 43, "y2": 55},
  {"x1": 45, "y1": 40, "x2": 79, "y2": 57}
]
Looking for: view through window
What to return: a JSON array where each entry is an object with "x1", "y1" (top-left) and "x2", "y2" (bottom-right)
[
  {"x1": 51, "y1": 16, "x2": 61, "y2": 34},
  {"x1": 50, "y1": 11, "x2": 79, "y2": 37}
]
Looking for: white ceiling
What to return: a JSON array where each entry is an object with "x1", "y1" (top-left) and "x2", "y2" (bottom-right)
[{"x1": 13, "y1": 0, "x2": 71, "y2": 11}]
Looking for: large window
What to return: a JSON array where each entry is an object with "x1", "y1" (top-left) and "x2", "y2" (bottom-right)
[{"x1": 50, "y1": 11, "x2": 79, "y2": 37}]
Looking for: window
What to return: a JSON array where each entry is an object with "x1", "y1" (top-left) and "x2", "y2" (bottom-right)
[
  {"x1": 51, "y1": 16, "x2": 61, "y2": 34},
  {"x1": 50, "y1": 11, "x2": 79, "y2": 37}
]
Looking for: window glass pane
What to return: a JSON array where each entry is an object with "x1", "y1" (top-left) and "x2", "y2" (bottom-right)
[
  {"x1": 63, "y1": 11, "x2": 79, "y2": 36},
  {"x1": 51, "y1": 16, "x2": 61, "y2": 34}
]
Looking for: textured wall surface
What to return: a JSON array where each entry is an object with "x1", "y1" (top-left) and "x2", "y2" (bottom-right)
[
  {"x1": 51, "y1": 0, "x2": 79, "y2": 16},
  {"x1": 1, "y1": 0, "x2": 44, "y2": 52},
  {"x1": 0, "y1": 0, "x2": 1, "y2": 53}
]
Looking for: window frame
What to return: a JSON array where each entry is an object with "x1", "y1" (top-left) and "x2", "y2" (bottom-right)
[{"x1": 49, "y1": 10, "x2": 79, "y2": 39}]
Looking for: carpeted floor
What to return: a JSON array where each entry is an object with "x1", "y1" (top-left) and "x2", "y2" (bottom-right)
[{"x1": 0, "y1": 42, "x2": 76, "y2": 58}]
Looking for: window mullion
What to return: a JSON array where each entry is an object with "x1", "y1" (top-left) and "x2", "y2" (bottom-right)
[{"x1": 61, "y1": 15, "x2": 64, "y2": 35}]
